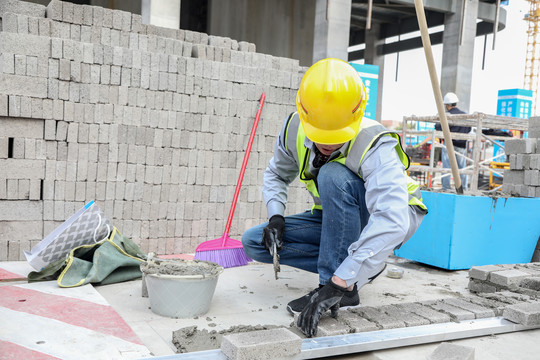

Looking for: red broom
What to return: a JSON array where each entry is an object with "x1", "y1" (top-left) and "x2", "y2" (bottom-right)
[{"x1": 194, "y1": 92, "x2": 266, "y2": 268}]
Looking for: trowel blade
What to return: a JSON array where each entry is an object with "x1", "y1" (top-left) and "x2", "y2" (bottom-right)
[{"x1": 272, "y1": 241, "x2": 280, "y2": 280}]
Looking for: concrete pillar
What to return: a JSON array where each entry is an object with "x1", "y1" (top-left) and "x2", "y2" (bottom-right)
[
  {"x1": 141, "y1": 0, "x2": 181, "y2": 29},
  {"x1": 312, "y1": 0, "x2": 352, "y2": 63},
  {"x1": 364, "y1": 23, "x2": 384, "y2": 123},
  {"x1": 440, "y1": 0, "x2": 479, "y2": 112}
]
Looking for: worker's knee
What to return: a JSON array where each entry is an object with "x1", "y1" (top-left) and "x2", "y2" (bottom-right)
[
  {"x1": 318, "y1": 162, "x2": 364, "y2": 197},
  {"x1": 241, "y1": 225, "x2": 265, "y2": 259}
]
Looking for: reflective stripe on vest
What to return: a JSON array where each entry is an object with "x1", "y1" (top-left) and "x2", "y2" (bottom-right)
[{"x1": 284, "y1": 112, "x2": 427, "y2": 212}]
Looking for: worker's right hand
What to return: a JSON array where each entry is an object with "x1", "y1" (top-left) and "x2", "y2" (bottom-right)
[{"x1": 262, "y1": 215, "x2": 285, "y2": 252}]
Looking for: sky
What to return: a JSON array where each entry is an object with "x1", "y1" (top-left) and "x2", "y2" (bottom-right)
[{"x1": 374, "y1": 0, "x2": 530, "y2": 121}]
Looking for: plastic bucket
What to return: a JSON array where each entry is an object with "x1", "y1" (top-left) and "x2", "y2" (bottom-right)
[{"x1": 142, "y1": 259, "x2": 224, "y2": 318}]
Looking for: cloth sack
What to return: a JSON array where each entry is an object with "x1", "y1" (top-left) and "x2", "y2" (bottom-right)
[
  {"x1": 28, "y1": 227, "x2": 146, "y2": 288},
  {"x1": 24, "y1": 201, "x2": 112, "y2": 271}
]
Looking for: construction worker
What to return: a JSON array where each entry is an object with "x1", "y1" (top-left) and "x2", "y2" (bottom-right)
[
  {"x1": 435, "y1": 92, "x2": 471, "y2": 190},
  {"x1": 241, "y1": 58, "x2": 427, "y2": 337}
]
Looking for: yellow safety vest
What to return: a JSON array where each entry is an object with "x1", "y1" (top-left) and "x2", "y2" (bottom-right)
[{"x1": 284, "y1": 112, "x2": 427, "y2": 212}]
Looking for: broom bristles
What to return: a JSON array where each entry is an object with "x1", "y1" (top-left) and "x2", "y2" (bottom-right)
[{"x1": 194, "y1": 248, "x2": 252, "y2": 268}]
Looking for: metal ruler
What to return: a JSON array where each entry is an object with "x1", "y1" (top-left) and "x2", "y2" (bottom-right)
[{"x1": 147, "y1": 317, "x2": 538, "y2": 359}]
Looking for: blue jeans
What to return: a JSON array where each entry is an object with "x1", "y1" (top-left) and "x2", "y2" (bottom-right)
[
  {"x1": 242, "y1": 162, "x2": 369, "y2": 285},
  {"x1": 441, "y1": 146, "x2": 468, "y2": 190}
]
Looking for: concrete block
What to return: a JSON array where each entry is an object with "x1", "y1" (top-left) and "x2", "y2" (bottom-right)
[
  {"x1": 46, "y1": 0, "x2": 62, "y2": 21},
  {"x1": 69, "y1": 4, "x2": 82, "y2": 24},
  {"x1": 469, "y1": 264, "x2": 505, "y2": 281},
  {"x1": 82, "y1": 5, "x2": 93, "y2": 26},
  {"x1": 314, "y1": 315, "x2": 350, "y2": 336},
  {"x1": 100, "y1": 7, "x2": 112, "y2": 28},
  {"x1": 337, "y1": 310, "x2": 379, "y2": 332},
  {"x1": 0, "y1": 73, "x2": 47, "y2": 99},
  {"x1": 0, "y1": 159, "x2": 45, "y2": 179},
  {"x1": 351, "y1": 306, "x2": 405, "y2": 329},
  {"x1": 50, "y1": 20, "x2": 70, "y2": 39},
  {"x1": 1, "y1": 53, "x2": 15, "y2": 74},
  {"x1": 2, "y1": 12, "x2": 18, "y2": 33},
  {"x1": 427, "y1": 342, "x2": 474, "y2": 360},
  {"x1": 441, "y1": 298, "x2": 495, "y2": 319},
  {"x1": 39, "y1": 17, "x2": 51, "y2": 36},
  {"x1": 426, "y1": 300, "x2": 475, "y2": 321},
  {"x1": 14, "y1": 54, "x2": 26, "y2": 75},
  {"x1": 221, "y1": 328, "x2": 301, "y2": 360},
  {"x1": 503, "y1": 301, "x2": 540, "y2": 326},
  {"x1": 111, "y1": 9, "x2": 123, "y2": 30},
  {"x1": 380, "y1": 304, "x2": 431, "y2": 326},
  {"x1": 503, "y1": 169, "x2": 525, "y2": 186},
  {"x1": 0, "y1": 32, "x2": 50, "y2": 58},
  {"x1": 505, "y1": 138, "x2": 536, "y2": 155},
  {"x1": 490, "y1": 269, "x2": 530, "y2": 287},
  {"x1": 62, "y1": 1, "x2": 73, "y2": 23}
]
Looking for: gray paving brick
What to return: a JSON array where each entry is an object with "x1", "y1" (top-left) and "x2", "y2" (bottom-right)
[
  {"x1": 379, "y1": 304, "x2": 431, "y2": 327},
  {"x1": 0, "y1": 32, "x2": 50, "y2": 58},
  {"x1": 505, "y1": 138, "x2": 536, "y2": 154},
  {"x1": 3, "y1": 12, "x2": 18, "y2": 33},
  {"x1": 221, "y1": 328, "x2": 301, "y2": 360},
  {"x1": 0, "y1": 74, "x2": 47, "y2": 98},
  {"x1": 490, "y1": 269, "x2": 530, "y2": 287},
  {"x1": 503, "y1": 301, "x2": 540, "y2": 326},
  {"x1": 469, "y1": 264, "x2": 506, "y2": 281},
  {"x1": 427, "y1": 342, "x2": 474, "y2": 360},
  {"x1": 315, "y1": 315, "x2": 351, "y2": 336},
  {"x1": 337, "y1": 310, "x2": 379, "y2": 332},
  {"x1": 441, "y1": 298, "x2": 495, "y2": 319},
  {"x1": 350, "y1": 306, "x2": 405, "y2": 329},
  {"x1": 46, "y1": 0, "x2": 63, "y2": 21},
  {"x1": 425, "y1": 300, "x2": 475, "y2": 321}
]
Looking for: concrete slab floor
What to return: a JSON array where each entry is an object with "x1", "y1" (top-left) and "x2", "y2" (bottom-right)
[
  {"x1": 3, "y1": 256, "x2": 540, "y2": 359},
  {"x1": 97, "y1": 255, "x2": 540, "y2": 359}
]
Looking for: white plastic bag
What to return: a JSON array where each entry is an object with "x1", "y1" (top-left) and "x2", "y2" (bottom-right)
[{"x1": 24, "y1": 201, "x2": 111, "y2": 270}]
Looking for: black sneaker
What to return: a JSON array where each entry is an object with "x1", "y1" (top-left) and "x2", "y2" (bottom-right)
[{"x1": 286, "y1": 284, "x2": 359, "y2": 315}]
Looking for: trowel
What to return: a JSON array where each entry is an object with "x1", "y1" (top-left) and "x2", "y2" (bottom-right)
[{"x1": 270, "y1": 240, "x2": 280, "y2": 280}]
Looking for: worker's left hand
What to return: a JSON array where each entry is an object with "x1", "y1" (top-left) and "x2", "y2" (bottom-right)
[
  {"x1": 297, "y1": 279, "x2": 347, "y2": 337},
  {"x1": 262, "y1": 215, "x2": 285, "y2": 252}
]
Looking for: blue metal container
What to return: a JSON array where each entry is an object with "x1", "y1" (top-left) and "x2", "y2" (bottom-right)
[{"x1": 394, "y1": 191, "x2": 540, "y2": 270}]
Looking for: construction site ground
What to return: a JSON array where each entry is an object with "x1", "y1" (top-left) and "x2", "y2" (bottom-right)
[{"x1": 2, "y1": 255, "x2": 540, "y2": 360}]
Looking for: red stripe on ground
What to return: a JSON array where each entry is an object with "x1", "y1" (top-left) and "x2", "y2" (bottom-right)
[
  {"x1": 0, "y1": 286, "x2": 142, "y2": 345},
  {"x1": 0, "y1": 268, "x2": 26, "y2": 281},
  {"x1": 0, "y1": 339, "x2": 61, "y2": 360}
]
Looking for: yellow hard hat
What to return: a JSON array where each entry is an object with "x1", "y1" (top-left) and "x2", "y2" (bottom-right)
[{"x1": 296, "y1": 58, "x2": 367, "y2": 145}]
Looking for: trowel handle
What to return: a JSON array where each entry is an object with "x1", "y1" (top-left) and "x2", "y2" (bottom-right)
[{"x1": 223, "y1": 92, "x2": 266, "y2": 237}]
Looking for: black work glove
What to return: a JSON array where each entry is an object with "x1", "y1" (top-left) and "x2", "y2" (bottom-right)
[
  {"x1": 297, "y1": 279, "x2": 347, "y2": 338},
  {"x1": 262, "y1": 215, "x2": 285, "y2": 252}
]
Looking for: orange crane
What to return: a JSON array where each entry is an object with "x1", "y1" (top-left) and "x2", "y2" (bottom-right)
[{"x1": 524, "y1": 0, "x2": 540, "y2": 115}]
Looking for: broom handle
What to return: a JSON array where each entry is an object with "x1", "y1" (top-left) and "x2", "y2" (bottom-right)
[{"x1": 223, "y1": 92, "x2": 266, "y2": 238}]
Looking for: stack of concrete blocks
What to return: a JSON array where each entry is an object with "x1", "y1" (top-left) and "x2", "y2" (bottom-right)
[
  {"x1": 502, "y1": 117, "x2": 540, "y2": 197},
  {"x1": 0, "y1": 0, "x2": 311, "y2": 261},
  {"x1": 468, "y1": 263, "x2": 540, "y2": 297}
]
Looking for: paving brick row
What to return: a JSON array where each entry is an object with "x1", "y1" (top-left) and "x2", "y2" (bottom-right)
[
  {"x1": 350, "y1": 306, "x2": 406, "y2": 329},
  {"x1": 396, "y1": 302, "x2": 452, "y2": 324},
  {"x1": 424, "y1": 300, "x2": 476, "y2": 321},
  {"x1": 440, "y1": 297, "x2": 495, "y2": 319},
  {"x1": 379, "y1": 304, "x2": 431, "y2": 327}
]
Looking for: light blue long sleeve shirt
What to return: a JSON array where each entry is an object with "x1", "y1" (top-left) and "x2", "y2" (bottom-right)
[{"x1": 262, "y1": 117, "x2": 424, "y2": 287}]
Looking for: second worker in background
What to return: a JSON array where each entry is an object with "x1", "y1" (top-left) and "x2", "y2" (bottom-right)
[
  {"x1": 242, "y1": 58, "x2": 428, "y2": 337},
  {"x1": 435, "y1": 92, "x2": 471, "y2": 190}
]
